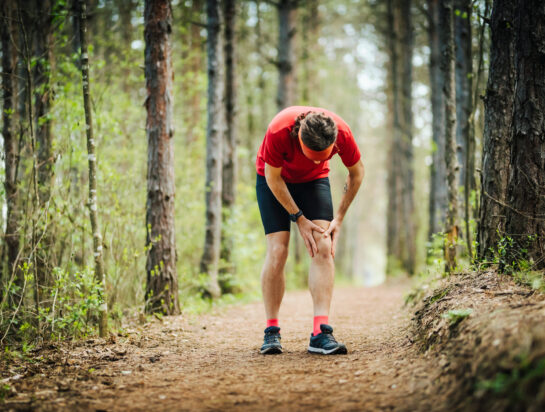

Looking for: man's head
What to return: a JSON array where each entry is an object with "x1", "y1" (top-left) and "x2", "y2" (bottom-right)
[{"x1": 298, "y1": 112, "x2": 338, "y2": 162}]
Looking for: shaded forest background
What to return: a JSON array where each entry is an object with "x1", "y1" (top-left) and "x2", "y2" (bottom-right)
[{"x1": 1, "y1": 0, "x2": 543, "y2": 343}]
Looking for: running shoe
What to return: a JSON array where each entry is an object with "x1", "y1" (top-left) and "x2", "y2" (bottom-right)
[
  {"x1": 308, "y1": 324, "x2": 348, "y2": 355},
  {"x1": 260, "y1": 326, "x2": 283, "y2": 354}
]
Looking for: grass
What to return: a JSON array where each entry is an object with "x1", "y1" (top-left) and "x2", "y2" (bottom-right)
[{"x1": 512, "y1": 270, "x2": 545, "y2": 293}]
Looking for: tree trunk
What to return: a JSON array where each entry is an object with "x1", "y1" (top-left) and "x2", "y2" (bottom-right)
[
  {"x1": 79, "y1": 0, "x2": 108, "y2": 336},
  {"x1": 114, "y1": 0, "x2": 136, "y2": 92},
  {"x1": 184, "y1": 0, "x2": 204, "y2": 144},
  {"x1": 1, "y1": 0, "x2": 22, "y2": 289},
  {"x1": 33, "y1": 0, "x2": 54, "y2": 286},
  {"x1": 477, "y1": 0, "x2": 516, "y2": 262},
  {"x1": 427, "y1": 0, "x2": 448, "y2": 240},
  {"x1": 114, "y1": 0, "x2": 134, "y2": 45},
  {"x1": 144, "y1": 0, "x2": 180, "y2": 314},
  {"x1": 454, "y1": 0, "x2": 474, "y2": 256},
  {"x1": 454, "y1": 0, "x2": 472, "y2": 190},
  {"x1": 34, "y1": 0, "x2": 54, "y2": 201},
  {"x1": 386, "y1": 0, "x2": 416, "y2": 275},
  {"x1": 276, "y1": 0, "x2": 296, "y2": 109},
  {"x1": 200, "y1": 0, "x2": 224, "y2": 299},
  {"x1": 504, "y1": 0, "x2": 545, "y2": 270},
  {"x1": 440, "y1": 0, "x2": 459, "y2": 273},
  {"x1": 71, "y1": 0, "x2": 81, "y2": 65},
  {"x1": 276, "y1": 0, "x2": 302, "y2": 274},
  {"x1": 220, "y1": 0, "x2": 237, "y2": 293},
  {"x1": 300, "y1": 0, "x2": 318, "y2": 105}
]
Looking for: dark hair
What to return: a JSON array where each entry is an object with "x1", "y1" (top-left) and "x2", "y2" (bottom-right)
[{"x1": 290, "y1": 111, "x2": 338, "y2": 151}]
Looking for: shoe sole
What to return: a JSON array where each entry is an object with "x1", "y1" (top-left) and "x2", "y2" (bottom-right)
[
  {"x1": 260, "y1": 346, "x2": 283, "y2": 355},
  {"x1": 307, "y1": 345, "x2": 348, "y2": 355}
]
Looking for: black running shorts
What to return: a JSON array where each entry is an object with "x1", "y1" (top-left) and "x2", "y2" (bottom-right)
[{"x1": 256, "y1": 173, "x2": 334, "y2": 234}]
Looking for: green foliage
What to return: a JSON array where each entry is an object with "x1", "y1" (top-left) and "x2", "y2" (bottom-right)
[
  {"x1": 476, "y1": 356, "x2": 545, "y2": 405},
  {"x1": 485, "y1": 234, "x2": 540, "y2": 275},
  {"x1": 512, "y1": 270, "x2": 545, "y2": 293},
  {"x1": 1, "y1": 265, "x2": 104, "y2": 343},
  {"x1": 45, "y1": 267, "x2": 104, "y2": 339},
  {"x1": 1, "y1": 0, "x2": 390, "y2": 348},
  {"x1": 426, "y1": 232, "x2": 446, "y2": 270},
  {"x1": 441, "y1": 308, "x2": 473, "y2": 326},
  {"x1": 430, "y1": 287, "x2": 451, "y2": 304},
  {"x1": 0, "y1": 384, "x2": 12, "y2": 401}
]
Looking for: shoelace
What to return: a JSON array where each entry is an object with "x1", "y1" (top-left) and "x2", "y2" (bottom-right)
[
  {"x1": 320, "y1": 332, "x2": 337, "y2": 344},
  {"x1": 264, "y1": 332, "x2": 280, "y2": 344}
]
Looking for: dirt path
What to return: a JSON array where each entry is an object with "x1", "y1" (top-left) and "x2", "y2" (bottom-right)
[{"x1": 3, "y1": 280, "x2": 445, "y2": 411}]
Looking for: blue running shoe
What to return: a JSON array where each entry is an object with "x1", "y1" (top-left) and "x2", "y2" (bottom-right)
[
  {"x1": 308, "y1": 324, "x2": 348, "y2": 355},
  {"x1": 260, "y1": 326, "x2": 283, "y2": 354}
]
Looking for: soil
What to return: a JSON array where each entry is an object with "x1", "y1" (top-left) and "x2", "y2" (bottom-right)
[
  {"x1": 3, "y1": 272, "x2": 543, "y2": 411},
  {"x1": 1, "y1": 279, "x2": 445, "y2": 411},
  {"x1": 412, "y1": 271, "x2": 545, "y2": 412}
]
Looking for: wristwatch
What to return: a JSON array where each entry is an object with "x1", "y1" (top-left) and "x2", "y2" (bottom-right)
[{"x1": 289, "y1": 209, "x2": 303, "y2": 222}]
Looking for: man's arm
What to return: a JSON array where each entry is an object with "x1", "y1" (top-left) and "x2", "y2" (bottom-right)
[
  {"x1": 264, "y1": 163, "x2": 325, "y2": 257},
  {"x1": 323, "y1": 159, "x2": 365, "y2": 258}
]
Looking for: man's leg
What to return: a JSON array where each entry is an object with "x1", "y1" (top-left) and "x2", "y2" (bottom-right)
[
  {"x1": 260, "y1": 231, "x2": 289, "y2": 354},
  {"x1": 261, "y1": 231, "x2": 290, "y2": 320},
  {"x1": 308, "y1": 220, "x2": 334, "y2": 320},
  {"x1": 307, "y1": 219, "x2": 347, "y2": 354}
]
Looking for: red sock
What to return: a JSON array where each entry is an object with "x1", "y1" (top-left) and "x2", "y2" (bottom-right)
[
  {"x1": 313, "y1": 316, "x2": 329, "y2": 336},
  {"x1": 266, "y1": 318, "x2": 279, "y2": 328}
]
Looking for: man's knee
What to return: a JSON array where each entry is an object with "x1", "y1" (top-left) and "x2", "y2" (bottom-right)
[
  {"x1": 267, "y1": 242, "x2": 289, "y2": 265},
  {"x1": 314, "y1": 234, "x2": 332, "y2": 260}
]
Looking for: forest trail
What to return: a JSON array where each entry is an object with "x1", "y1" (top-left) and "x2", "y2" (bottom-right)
[{"x1": 5, "y1": 280, "x2": 447, "y2": 411}]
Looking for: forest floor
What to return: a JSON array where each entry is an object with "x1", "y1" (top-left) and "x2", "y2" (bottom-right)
[
  {"x1": 1, "y1": 278, "x2": 446, "y2": 411},
  {"x1": 2, "y1": 273, "x2": 544, "y2": 411}
]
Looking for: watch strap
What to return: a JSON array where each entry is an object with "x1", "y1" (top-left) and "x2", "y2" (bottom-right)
[{"x1": 290, "y1": 209, "x2": 303, "y2": 222}]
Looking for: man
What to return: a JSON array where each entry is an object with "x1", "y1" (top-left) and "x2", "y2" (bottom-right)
[{"x1": 256, "y1": 106, "x2": 364, "y2": 355}]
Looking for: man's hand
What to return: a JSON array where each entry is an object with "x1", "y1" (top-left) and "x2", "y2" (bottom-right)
[
  {"x1": 296, "y1": 217, "x2": 325, "y2": 257},
  {"x1": 323, "y1": 218, "x2": 342, "y2": 258}
]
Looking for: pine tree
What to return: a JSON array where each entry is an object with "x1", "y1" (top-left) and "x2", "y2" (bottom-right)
[
  {"x1": 1, "y1": 0, "x2": 21, "y2": 290},
  {"x1": 386, "y1": 0, "x2": 416, "y2": 274},
  {"x1": 144, "y1": 0, "x2": 180, "y2": 314},
  {"x1": 504, "y1": 0, "x2": 545, "y2": 270},
  {"x1": 200, "y1": 0, "x2": 225, "y2": 298},
  {"x1": 477, "y1": 0, "x2": 516, "y2": 261},
  {"x1": 220, "y1": 0, "x2": 237, "y2": 293},
  {"x1": 440, "y1": 0, "x2": 459, "y2": 273}
]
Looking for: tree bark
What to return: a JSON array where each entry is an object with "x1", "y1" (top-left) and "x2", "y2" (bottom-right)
[
  {"x1": 183, "y1": 0, "x2": 204, "y2": 144},
  {"x1": 477, "y1": 0, "x2": 517, "y2": 261},
  {"x1": 454, "y1": 0, "x2": 472, "y2": 190},
  {"x1": 71, "y1": 0, "x2": 81, "y2": 65},
  {"x1": 33, "y1": 0, "x2": 54, "y2": 286},
  {"x1": 200, "y1": 0, "x2": 224, "y2": 299},
  {"x1": 454, "y1": 0, "x2": 474, "y2": 256},
  {"x1": 79, "y1": 0, "x2": 108, "y2": 336},
  {"x1": 427, "y1": 0, "x2": 448, "y2": 240},
  {"x1": 34, "y1": 0, "x2": 54, "y2": 202},
  {"x1": 386, "y1": 0, "x2": 416, "y2": 275},
  {"x1": 440, "y1": 0, "x2": 459, "y2": 273},
  {"x1": 276, "y1": 0, "x2": 302, "y2": 274},
  {"x1": 144, "y1": 0, "x2": 180, "y2": 314},
  {"x1": 300, "y1": 0, "x2": 318, "y2": 105},
  {"x1": 504, "y1": 0, "x2": 545, "y2": 270},
  {"x1": 114, "y1": 0, "x2": 134, "y2": 45},
  {"x1": 1, "y1": 0, "x2": 22, "y2": 288},
  {"x1": 276, "y1": 0, "x2": 296, "y2": 109},
  {"x1": 220, "y1": 0, "x2": 237, "y2": 293}
]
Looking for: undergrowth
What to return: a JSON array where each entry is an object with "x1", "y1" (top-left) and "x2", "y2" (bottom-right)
[{"x1": 476, "y1": 356, "x2": 545, "y2": 407}]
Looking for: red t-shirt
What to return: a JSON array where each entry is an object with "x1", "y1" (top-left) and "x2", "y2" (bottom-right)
[{"x1": 256, "y1": 106, "x2": 361, "y2": 183}]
